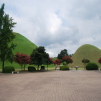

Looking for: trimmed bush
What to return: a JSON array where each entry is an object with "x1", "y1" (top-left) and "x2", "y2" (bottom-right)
[
  {"x1": 86, "y1": 62, "x2": 99, "y2": 70},
  {"x1": 28, "y1": 66, "x2": 36, "y2": 72},
  {"x1": 4, "y1": 66, "x2": 15, "y2": 73},
  {"x1": 60, "y1": 65, "x2": 70, "y2": 70},
  {"x1": 63, "y1": 62, "x2": 67, "y2": 65}
]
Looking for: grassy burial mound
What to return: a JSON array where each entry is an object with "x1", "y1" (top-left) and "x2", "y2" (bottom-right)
[
  {"x1": 13, "y1": 32, "x2": 37, "y2": 55},
  {"x1": 0, "y1": 33, "x2": 37, "y2": 69},
  {"x1": 69, "y1": 44, "x2": 101, "y2": 68}
]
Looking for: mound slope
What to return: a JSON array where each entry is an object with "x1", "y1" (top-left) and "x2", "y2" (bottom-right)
[
  {"x1": 13, "y1": 32, "x2": 37, "y2": 55},
  {"x1": 70, "y1": 44, "x2": 101, "y2": 68}
]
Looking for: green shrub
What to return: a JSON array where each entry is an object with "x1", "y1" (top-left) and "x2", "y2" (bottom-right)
[
  {"x1": 63, "y1": 62, "x2": 67, "y2": 65},
  {"x1": 4, "y1": 66, "x2": 15, "y2": 73},
  {"x1": 28, "y1": 66, "x2": 36, "y2": 72},
  {"x1": 60, "y1": 65, "x2": 70, "y2": 70},
  {"x1": 86, "y1": 62, "x2": 98, "y2": 70}
]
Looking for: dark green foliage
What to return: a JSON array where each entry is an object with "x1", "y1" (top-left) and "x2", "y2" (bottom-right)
[
  {"x1": 82, "y1": 58, "x2": 90, "y2": 69},
  {"x1": 60, "y1": 65, "x2": 70, "y2": 70},
  {"x1": 28, "y1": 66, "x2": 36, "y2": 72},
  {"x1": 82, "y1": 58, "x2": 90, "y2": 63},
  {"x1": 0, "y1": 4, "x2": 16, "y2": 72},
  {"x1": 42, "y1": 52, "x2": 49, "y2": 65},
  {"x1": 86, "y1": 62, "x2": 98, "y2": 70},
  {"x1": 4, "y1": 66, "x2": 15, "y2": 73},
  {"x1": 30, "y1": 46, "x2": 49, "y2": 70},
  {"x1": 63, "y1": 62, "x2": 67, "y2": 65},
  {"x1": 69, "y1": 54, "x2": 73, "y2": 57},
  {"x1": 57, "y1": 49, "x2": 68, "y2": 59}
]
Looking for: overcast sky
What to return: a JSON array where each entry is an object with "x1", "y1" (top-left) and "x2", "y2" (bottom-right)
[{"x1": 1, "y1": 0, "x2": 101, "y2": 57}]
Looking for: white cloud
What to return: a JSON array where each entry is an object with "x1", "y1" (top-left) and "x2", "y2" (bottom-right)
[
  {"x1": 46, "y1": 12, "x2": 62, "y2": 34},
  {"x1": 1, "y1": 0, "x2": 101, "y2": 57}
]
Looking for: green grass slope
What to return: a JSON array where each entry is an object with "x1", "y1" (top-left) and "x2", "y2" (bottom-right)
[
  {"x1": 13, "y1": 32, "x2": 37, "y2": 55},
  {"x1": 69, "y1": 44, "x2": 101, "y2": 68},
  {"x1": 0, "y1": 32, "x2": 37, "y2": 69}
]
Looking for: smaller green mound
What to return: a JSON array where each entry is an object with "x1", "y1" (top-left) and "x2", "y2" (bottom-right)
[{"x1": 69, "y1": 44, "x2": 101, "y2": 68}]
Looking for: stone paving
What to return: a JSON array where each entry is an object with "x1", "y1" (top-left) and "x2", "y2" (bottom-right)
[{"x1": 0, "y1": 70, "x2": 101, "y2": 101}]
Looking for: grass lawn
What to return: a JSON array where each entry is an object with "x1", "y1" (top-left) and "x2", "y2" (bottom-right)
[
  {"x1": 0, "y1": 64, "x2": 85, "y2": 73},
  {"x1": 1, "y1": 61, "x2": 100, "y2": 72}
]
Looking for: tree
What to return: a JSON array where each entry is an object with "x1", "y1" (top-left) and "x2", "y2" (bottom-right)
[
  {"x1": 54, "y1": 59, "x2": 61, "y2": 65},
  {"x1": 82, "y1": 58, "x2": 90, "y2": 70},
  {"x1": 49, "y1": 57, "x2": 55, "y2": 64},
  {"x1": 0, "y1": 4, "x2": 16, "y2": 73},
  {"x1": 57, "y1": 49, "x2": 68, "y2": 59},
  {"x1": 49, "y1": 58, "x2": 61, "y2": 65},
  {"x1": 14, "y1": 52, "x2": 31, "y2": 70},
  {"x1": 62, "y1": 55, "x2": 73, "y2": 65},
  {"x1": 49, "y1": 58, "x2": 61, "y2": 70},
  {"x1": 42, "y1": 52, "x2": 50, "y2": 70},
  {"x1": 69, "y1": 54, "x2": 73, "y2": 57},
  {"x1": 98, "y1": 58, "x2": 101, "y2": 70},
  {"x1": 30, "y1": 46, "x2": 50, "y2": 70},
  {"x1": 98, "y1": 58, "x2": 101, "y2": 64}
]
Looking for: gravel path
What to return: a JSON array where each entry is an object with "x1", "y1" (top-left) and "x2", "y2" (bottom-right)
[{"x1": 0, "y1": 70, "x2": 101, "y2": 101}]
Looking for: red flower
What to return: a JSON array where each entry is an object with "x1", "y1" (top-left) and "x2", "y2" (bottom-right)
[
  {"x1": 49, "y1": 58, "x2": 61, "y2": 65},
  {"x1": 14, "y1": 52, "x2": 31, "y2": 65},
  {"x1": 98, "y1": 58, "x2": 101, "y2": 64},
  {"x1": 62, "y1": 55, "x2": 73, "y2": 64}
]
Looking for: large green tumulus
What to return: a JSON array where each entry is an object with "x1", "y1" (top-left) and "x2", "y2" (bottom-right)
[
  {"x1": 13, "y1": 32, "x2": 37, "y2": 55},
  {"x1": 69, "y1": 44, "x2": 101, "y2": 68},
  {"x1": 0, "y1": 32, "x2": 37, "y2": 69}
]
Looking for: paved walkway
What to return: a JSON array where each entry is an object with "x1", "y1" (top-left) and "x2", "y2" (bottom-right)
[{"x1": 0, "y1": 70, "x2": 101, "y2": 101}]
